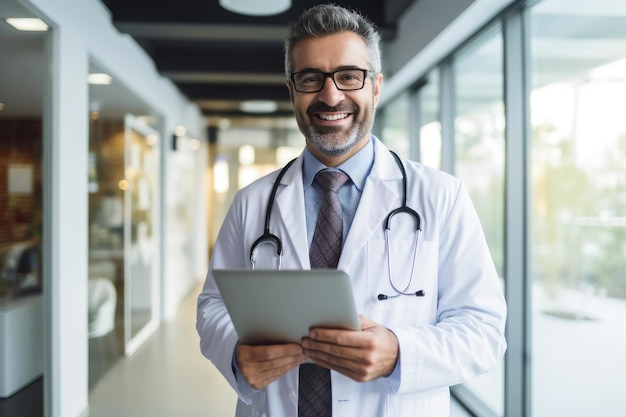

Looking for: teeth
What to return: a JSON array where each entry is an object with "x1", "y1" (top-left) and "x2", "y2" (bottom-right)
[{"x1": 318, "y1": 113, "x2": 349, "y2": 121}]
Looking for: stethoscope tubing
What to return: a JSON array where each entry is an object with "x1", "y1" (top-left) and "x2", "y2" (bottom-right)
[{"x1": 249, "y1": 151, "x2": 425, "y2": 299}]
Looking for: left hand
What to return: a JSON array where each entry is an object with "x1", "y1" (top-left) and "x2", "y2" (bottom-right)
[{"x1": 301, "y1": 315, "x2": 399, "y2": 382}]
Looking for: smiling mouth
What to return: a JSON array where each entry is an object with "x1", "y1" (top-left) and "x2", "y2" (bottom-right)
[{"x1": 316, "y1": 113, "x2": 350, "y2": 121}]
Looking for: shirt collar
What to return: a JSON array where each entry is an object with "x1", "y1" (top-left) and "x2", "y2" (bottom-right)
[{"x1": 303, "y1": 135, "x2": 375, "y2": 191}]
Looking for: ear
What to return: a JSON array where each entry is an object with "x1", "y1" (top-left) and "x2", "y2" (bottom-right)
[
  {"x1": 285, "y1": 80, "x2": 295, "y2": 104},
  {"x1": 372, "y1": 73, "x2": 383, "y2": 108}
]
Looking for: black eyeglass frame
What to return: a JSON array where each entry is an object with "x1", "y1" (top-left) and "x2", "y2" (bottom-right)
[{"x1": 289, "y1": 68, "x2": 377, "y2": 93}]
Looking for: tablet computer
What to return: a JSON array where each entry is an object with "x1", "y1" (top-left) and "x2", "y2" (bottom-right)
[{"x1": 213, "y1": 269, "x2": 361, "y2": 345}]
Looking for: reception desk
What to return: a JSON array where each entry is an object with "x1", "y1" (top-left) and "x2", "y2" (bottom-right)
[{"x1": 0, "y1": 294, "x2": 43, "y2": 397}]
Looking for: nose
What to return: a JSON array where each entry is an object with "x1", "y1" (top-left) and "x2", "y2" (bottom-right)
[{"x1": 317, "y1": 76, "x2": 345, "y2": 106}]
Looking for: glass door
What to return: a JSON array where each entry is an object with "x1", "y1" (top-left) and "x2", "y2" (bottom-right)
[{"x1": 123, "y1": 114, "x2": 160, "y2": 356}]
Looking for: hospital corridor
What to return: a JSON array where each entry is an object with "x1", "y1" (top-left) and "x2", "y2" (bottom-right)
[{"x1": 1, "y1": 0, "x2": 625, "y2": 416}]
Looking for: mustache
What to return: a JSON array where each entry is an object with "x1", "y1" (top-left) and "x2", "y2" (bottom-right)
[{"x1": 307, "y1": 102, "x2": 357, "y2": 115}]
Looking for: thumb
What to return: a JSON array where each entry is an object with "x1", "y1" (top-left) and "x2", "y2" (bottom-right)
[{"x1": 358, "y1": 315, "x2": 378, "y2": 330}]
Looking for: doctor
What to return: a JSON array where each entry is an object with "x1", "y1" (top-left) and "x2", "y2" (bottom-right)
[{"x1": 197, "y1": 4, "x2": 507, "y2": 417}]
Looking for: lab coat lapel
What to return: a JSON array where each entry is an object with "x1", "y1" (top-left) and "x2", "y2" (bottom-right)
[
  {"x1": 339, "y1": 143, "x2": 401, "y2": 270},
  {"x1": 273, "y1": 155, "x2": 310, "y2": 269}
]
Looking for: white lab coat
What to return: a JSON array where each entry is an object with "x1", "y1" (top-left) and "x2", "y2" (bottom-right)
[{"x1": 197, "y1": 137, "x2": 507, "y2": 417}]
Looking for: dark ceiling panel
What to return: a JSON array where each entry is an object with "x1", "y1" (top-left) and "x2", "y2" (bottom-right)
[
  {"x1": 177, "y1": 83, "x2": 289, "y2": 101},
  {"x1": 100, "y1": 0, "x2": 418, "y2": 119},
  {"x1": 153, "y1": 42, "x2": 285, "y2": 73},
  {"x1": 103, "y1": 0, "x2": 391, "y2": 25}
]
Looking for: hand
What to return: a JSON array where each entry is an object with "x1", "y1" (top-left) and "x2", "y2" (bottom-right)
[
  {"x1": 301, "y1": 315, "x2": 399, "y2": 382},
  {"x1": 236, "y1": 343, "x2": 307, "y2": 390}
]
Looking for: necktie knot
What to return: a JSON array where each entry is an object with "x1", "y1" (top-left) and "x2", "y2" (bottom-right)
[{"x1": 315, "y1": 170, "x2": 349, "y2": 193}]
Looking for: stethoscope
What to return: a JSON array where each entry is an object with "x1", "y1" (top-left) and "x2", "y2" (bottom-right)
[{"x1": 249, "y1": 151, "x2": 425, "y2": 300}]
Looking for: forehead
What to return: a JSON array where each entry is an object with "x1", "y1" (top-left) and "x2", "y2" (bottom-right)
[{"x1": 291, "y1": 31, "x2": 370, "y2": 72}]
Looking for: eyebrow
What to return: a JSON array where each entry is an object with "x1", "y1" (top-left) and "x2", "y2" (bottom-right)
[{"x1": 293, "y1": 65, "x2": 366, "y2": 73}]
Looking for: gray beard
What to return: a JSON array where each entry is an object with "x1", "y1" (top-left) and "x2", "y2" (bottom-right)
[{"x1": 304, "y1": 123, "x2": 364, "y2": 157}]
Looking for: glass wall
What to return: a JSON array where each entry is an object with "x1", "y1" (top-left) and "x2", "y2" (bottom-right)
[
  {"x1": 0, "y1": 2, "x2": 47, "y2": 411},
  {"x1": 418, "y1": 69, "x2": 442, "y2": 170},
  {"x1": 381, "y1": 92, "x2": 411, "y2": 158},
  {"x1": 87, "y1": 59, "x2": 162, "y2": 387},
  {"x1": 123, "y1": 114, "x2": 160, "y2": 354},
  {"x1": 373, "y1": 0, "x2": 626, "y2": 415},
  {"x1": 528, "y1": 1, "x2": 626, "y2": 415},
  {"x1": 453, "y1": 23, "x2": 505, "y2": 415}
]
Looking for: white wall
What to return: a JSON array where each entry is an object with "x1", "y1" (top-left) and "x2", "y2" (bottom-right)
[{"x1": 18, "y1": 0, "x2": 206, "y2": 416}]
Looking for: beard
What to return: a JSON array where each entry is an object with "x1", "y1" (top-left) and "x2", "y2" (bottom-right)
[{"x1": 296, "y1": 100, "x2": 376, "y2": 157}]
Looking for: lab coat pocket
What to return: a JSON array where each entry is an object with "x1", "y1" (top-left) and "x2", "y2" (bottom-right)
[{"x1": 366, "y1": 240, "x2": 438, "y2": 322}]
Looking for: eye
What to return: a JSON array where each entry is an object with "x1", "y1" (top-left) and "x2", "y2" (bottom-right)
[
  {"x1": 297, "y1": 72, "x2": 323, "y2": 84},
  {"x1": 340, "y1": 72, "x2": 359, "y2": 80},
  {"x1": 337, "y1": 70, "x2": 363, "y2": 83}
]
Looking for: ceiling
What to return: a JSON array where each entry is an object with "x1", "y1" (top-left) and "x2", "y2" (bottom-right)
[{"x1": 100, "y1": 0, "x2": 417, "y2": 120}]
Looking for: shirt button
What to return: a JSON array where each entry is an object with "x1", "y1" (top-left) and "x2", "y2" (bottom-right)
[{"x1": 288, "y1": 389, "x2": 296, "y2": 399}]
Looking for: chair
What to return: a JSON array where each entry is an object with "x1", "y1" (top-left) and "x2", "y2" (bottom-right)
[{"x1": 88, "y1": 277, "x2": 117, "y2": 338}]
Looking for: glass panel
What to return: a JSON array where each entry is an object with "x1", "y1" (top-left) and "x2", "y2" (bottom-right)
[
  {"x1": 87, "y1": 114, "x2": 125, "y2": 387},
  {"x1": 0, "y1": 3, "x2": 46, "y2": 299},
  {"x1": 381, "y1": 92, "x2": 411, "y2": 158},
  {"x1": 454, "y1": 24, "x2": 505, "y2": 414},
  {"x1": 529, "y1": 1, "x2": 626, "y2": 415},
  {"x1": 88, "y1": 59, "x2": 162, "y2": 386},
  {"x1": 418, "y1": 68, "x2": 442, "y2": 169},
  {"x1": 0, "y1": 2, "x2": 47, "y2": 410},
  {"x1": 124, "y1": 114, "x2": 160, "y2": 354}
]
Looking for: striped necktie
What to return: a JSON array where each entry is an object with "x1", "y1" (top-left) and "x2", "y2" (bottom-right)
[{"x1": 298, "y1": 170, "x2": 349, "y2": 417}]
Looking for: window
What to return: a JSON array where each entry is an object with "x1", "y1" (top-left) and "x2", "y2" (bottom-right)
[
  {"x1": 381, "y1": 92, "x2": 411, "y2": 159},
  {"x1": 529, "y1": 1, "x2": 626, "y2": 415},
  {"x1": 453, "y1": 23, "x2": 505, "y2": 415},
  {"x1": 418, "y1": 69, "x2": 442, "y2": 169}
]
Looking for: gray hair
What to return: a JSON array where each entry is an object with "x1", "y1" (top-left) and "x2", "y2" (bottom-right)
[{"x1": 284, "y1": 4, "x2": 382, "y2": 76}]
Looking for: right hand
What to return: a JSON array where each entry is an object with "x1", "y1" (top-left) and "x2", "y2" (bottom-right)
[{"x1": 236, "y1": 343, "x2": 307, "y2": 390}]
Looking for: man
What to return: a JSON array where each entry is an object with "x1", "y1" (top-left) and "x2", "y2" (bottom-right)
[{"x1": 197, "y1": 4, "x2": 507, "y2": 416}]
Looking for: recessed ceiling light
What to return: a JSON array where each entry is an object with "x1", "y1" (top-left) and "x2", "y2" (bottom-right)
[
  {"x1": 219, "y1": 0, "x2": 290, "y2": 16},
  {"x1": 240, "y1": 100, "x2": 278, "y2": 113},
  {"x1": 4, "y1": 18, "x2": 49, "y2": 32},
  {"x1": 87, "y1": 73, "x2": 113, "y2": 85}
]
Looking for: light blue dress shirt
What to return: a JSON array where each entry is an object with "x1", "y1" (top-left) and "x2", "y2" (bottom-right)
[{"x1": 302, "y1": 137, "x2": 374, "y2": 246}]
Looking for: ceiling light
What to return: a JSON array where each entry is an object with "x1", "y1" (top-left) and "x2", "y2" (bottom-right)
[
  {"x1": 239, "y1": 100, "x2": 278, "y2": 114},
  {"x1": 87, "y1": 73, "x2": 112, "y2": 85},
  {"x1": 4, "y1": 18, "x2": 48, "y2": 31},
  {"x1": 219, "y1": 0, "x2": 290, "y2": 16}
]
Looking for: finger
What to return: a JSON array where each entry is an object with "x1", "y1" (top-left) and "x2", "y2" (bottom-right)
[
  {"x1": 308, "y1": 354, "x2": 376, "y2": 383},
  {"x1": 238, "y1": 343, "x2": 303, "y2": 362},
  {"x1": 307, "y1": 327, "x2": 367, "y2": 348},
  {"x1": 237, "y1": 344, "x2": 306, "y2": 390}
]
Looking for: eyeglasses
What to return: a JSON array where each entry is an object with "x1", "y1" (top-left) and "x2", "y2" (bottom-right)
[{"x1": 290, "y1": 68, "x2": 376, "y2": 93}]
